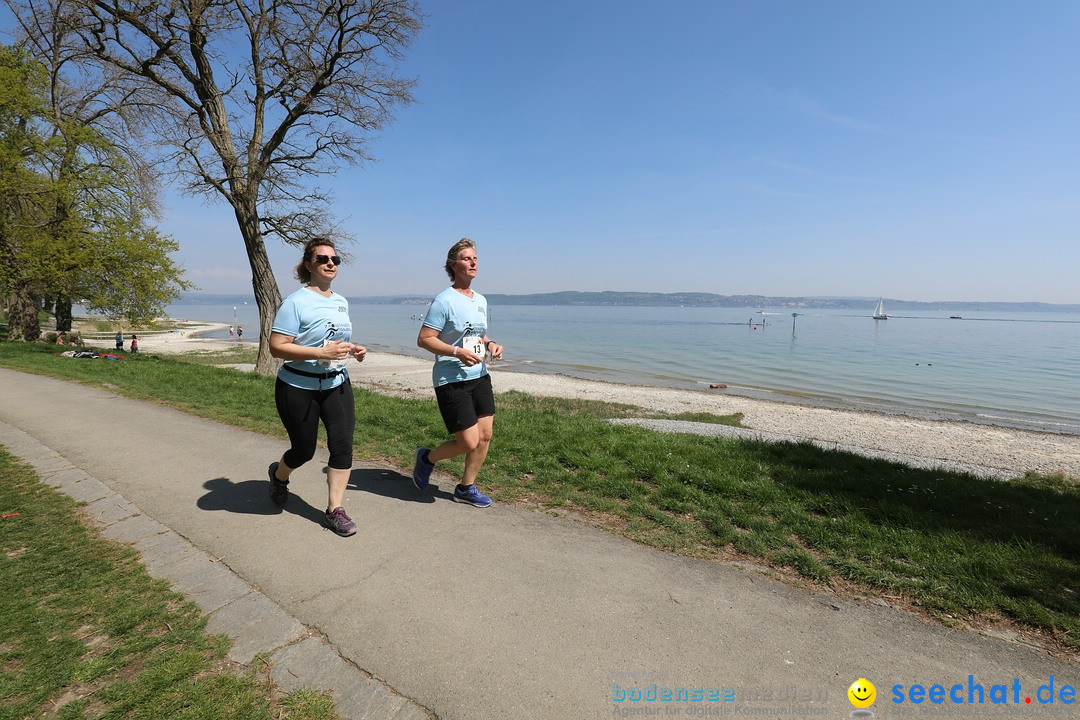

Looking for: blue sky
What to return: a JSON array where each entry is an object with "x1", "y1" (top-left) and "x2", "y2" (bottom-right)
[{"x1": 5, "y1": 2, "x2": 1079, "y2": 302}]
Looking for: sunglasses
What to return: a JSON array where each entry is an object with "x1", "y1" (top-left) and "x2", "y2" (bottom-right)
[{"x1": 313, "y1": 254, "x2": 341, "y2": 266}]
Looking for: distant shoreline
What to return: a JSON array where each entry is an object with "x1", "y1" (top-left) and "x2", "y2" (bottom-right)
[{"x1": 171, "y1": 292, "x2": 1080, "y2": 313}]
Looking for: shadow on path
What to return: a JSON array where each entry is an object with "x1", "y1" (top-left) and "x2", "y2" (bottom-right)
[
  {"x1": 197, "y1": 476, "x2": 325, "y2": 527},
  {"x1": 348, "y1": 467, "x2": 452, "y2": 504},
  {"x1": 196, "y1": 466, "x2": 459, "y2": 531}
]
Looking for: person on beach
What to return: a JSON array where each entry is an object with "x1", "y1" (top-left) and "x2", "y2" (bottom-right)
[
  {"x1": 129, "y1": 334, "x2": 139, "y2": 353},
  {"x1": 115, "y1": 330, "x2": 124, "y2": 352},
  {"x1": 237, "y1": 325, "x2": 243, "y2": 341},
  {"x1": 412, "y1": 238, "x2": 504, "y2": 508},
  {"x1": 267, "y1": 237, "x2": 367, "y2": 536}
]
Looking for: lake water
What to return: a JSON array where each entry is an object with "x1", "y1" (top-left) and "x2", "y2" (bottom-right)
[{"x1": 166, "y1": 300, "x2": 1080, "y2": 435}]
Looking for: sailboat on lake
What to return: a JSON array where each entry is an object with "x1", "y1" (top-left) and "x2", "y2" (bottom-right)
[{"x1": 872, "y1": 298, "x2": 890, "y2": 320}]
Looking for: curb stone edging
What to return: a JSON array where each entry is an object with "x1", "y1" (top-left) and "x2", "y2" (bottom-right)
[{"x1": 0, "y1": 420, "x2": 434, "y2": 720}]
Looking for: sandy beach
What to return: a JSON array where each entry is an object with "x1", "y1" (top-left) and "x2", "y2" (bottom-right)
[{"x1": 133, "y1": 324, "x2": 1080, "y2": 480}]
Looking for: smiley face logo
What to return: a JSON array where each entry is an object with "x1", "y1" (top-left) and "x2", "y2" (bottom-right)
[{"x1": 848, "y1": 678, "x2": 876, "y2": 708}]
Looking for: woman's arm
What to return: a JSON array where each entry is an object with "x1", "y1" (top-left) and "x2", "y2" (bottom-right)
[
  {"x1": 417, "y1": 326, "x2": 483, "y2": 367},
  {"x1": 482, "y1": 337, "x2": 504, "y2": 360},
  {"x1": 270, "y1": 332, "x2": 350, "y2": 363}
]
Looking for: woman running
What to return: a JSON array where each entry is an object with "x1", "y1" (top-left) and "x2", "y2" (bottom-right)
[
  {"x1": 268, "y1": 237, "x2": 367, "y2": 536},
  {"x1": 412, "y1": 238, "x2": 504, "y2": 508}
]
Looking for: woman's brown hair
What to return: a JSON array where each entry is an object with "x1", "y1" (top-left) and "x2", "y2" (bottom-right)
[{"x1": 295, "y1": 237, "x2": 337, "y2": 283}]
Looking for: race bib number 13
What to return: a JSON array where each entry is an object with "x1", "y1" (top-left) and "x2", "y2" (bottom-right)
[{"x1": 463, "y1": 335, "x2": 484, "y2": 358}]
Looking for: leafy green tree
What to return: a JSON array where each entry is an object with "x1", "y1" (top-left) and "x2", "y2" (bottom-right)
[
  {"x1": 0, "y1": 44, "x2": 52, "y2": 341},
  {"x1": 37, "y1": 116, "x2": 192, "y2": 326},
  {"x1": 75, "y1": 216, "x2": 191, "y2": 325},
  {"x1": 4, "y1": 2, "x2": 184, "y2": 330},
  {"x1": 0, "y1": 41, "x2": 191, "y2": 338},
  {"x1": 42, "y1": 144, "x2": 193, "y2": 326}
]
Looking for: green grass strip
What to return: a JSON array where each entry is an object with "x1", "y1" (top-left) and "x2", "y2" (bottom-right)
[
  {"x1": 0, "y1": 448, "x2": 336, "y2": 720},
  {"x1": 1, "y1": 340, "x2": 1077, "y2": 651}
]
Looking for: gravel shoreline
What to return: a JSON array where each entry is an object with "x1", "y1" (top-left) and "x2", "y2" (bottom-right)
[{"x1": 135, "y1": 326, "x2": 1080, "y2": 480}]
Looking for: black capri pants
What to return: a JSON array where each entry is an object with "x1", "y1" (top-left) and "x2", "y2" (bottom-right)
[{"x1": 274, "y1": 378, "x2": 355, "y2": 470}]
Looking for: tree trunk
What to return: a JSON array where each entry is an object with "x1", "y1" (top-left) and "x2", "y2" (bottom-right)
[
  {"x1": 51, "y1": 187, "x2": 74, "y2": 333},
  {"x1": 1, "y1": 234, "x2": 41, "y2": 341},
  {"x1": 54, "y1": 292, "x2": 73, "y2": 331},
  {"x1": 233, "y1": 201, "x2": 282, "y2": 376},
  {"x1": 6, "y1": 284, "x2": 41, "y2": 341}
]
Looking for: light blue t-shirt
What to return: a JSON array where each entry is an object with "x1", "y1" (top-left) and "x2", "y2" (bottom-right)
[
  {"x1": 422, "y1": 287, "x2": 489, "y2": 387},
  {"x1": 272, "y1": 287, "x2": 353, "y2": 390}
]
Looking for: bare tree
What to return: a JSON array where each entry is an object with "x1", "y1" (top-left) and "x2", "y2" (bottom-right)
[{"x1": 48, "y1": 0, "x2": 422, "y2": 373}]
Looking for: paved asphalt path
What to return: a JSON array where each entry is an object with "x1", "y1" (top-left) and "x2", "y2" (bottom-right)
[{"x1": 1, "y1": 367, "x2": 1076, "y2": 720}]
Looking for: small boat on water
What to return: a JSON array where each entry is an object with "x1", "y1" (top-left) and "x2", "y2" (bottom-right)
[
  {"x1": 872, "y1": 298, "x2": 890, "y2": 320},
  {"x1": 950, "y1": 315, "x2": 962, "y2": 319}
]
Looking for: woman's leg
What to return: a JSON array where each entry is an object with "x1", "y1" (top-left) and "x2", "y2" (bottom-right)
[
  {"x1": 426, "y1": 413, "x2": 492, "y2": 486},
  {"x1": 326, "y1": 468, "x2": 351, "y2": 512},
  {"x1": 428, "y1": 424, "x2": 480, "y2": 464},
  {"x1": 274, "y1": 379, "x2": 321, "y2": 479},
  {"x1": 273, "y1": 456, "x2": 295, "y2": 482},
  {"x1": 425, "y1": 376, "x2": 495, "y2": 480},
  {"x1": 320, "y1": 381, "x2": 356, "y2": 511},
  {"x1": 461, "y1": 414, "x2": 494, "y2": 486}
]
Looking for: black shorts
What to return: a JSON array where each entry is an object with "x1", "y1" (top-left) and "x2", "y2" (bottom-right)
[{"x1": 434, "y1": 374, "x2": 495, "y2": 434}]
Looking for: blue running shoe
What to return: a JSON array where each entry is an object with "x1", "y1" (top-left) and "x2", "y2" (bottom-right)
[
  {"x1": 453, "y1": 484, "x2": 492, "y2": 508},
  {"x1": 412, "y1": 447, "x2": 434, "y2": 490}
]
